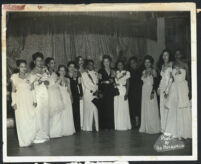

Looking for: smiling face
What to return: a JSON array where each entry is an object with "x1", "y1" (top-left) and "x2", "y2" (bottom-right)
[
  {"x1": 34, "y1": 57, "x2": 43, "y2": 68},
  {"x1": 78, "y1": 57, "x2": 84, "y2": 66},
  {"x1": 144, "y1": 59, "x2": 152, "y2": 69},
  {"x1": 103, "y1": 58, "x2": 110, "y2": 68},
  {"x1": 68, "y1": 63, "x2": 75, "y2": 73},
  {"x1": 18, "y1": 62, "x2": 27, "y2": 74},
  {"x1": 73, "y1": 68, "x2": 78, "y2": 78},
  {"x1": 117, "y1": 62, "x2": 124, "y2": 71},
  {"x1": 48, "y1": 59, "x2": 55, "y2": 70},
  {"x1": 87, "y1": 61, "x2": 94, "y2": 71},
  {"x1": 162, "y1": 51, "x2": 170, "y2": 63},
  {"x1": 58, "y1": 67, "x2": 66, "y2": 77}
]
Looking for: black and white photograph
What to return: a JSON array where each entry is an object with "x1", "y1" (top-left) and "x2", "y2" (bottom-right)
[{"x1": 2, "y1": 3, "x2": 197, "y2": 163}]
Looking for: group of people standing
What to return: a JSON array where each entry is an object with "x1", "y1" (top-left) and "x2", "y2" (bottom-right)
[{"x1": 10, "y1": 49, "x2": 192, "y2": 150}]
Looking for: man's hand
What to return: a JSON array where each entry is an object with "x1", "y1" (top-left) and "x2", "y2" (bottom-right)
[
  {"x1": 12, "y1": 104, "x2": 17, "y2": 110},
  {"x1": 150, "y1": 92, "x2": 154, "y2": 100},
  {"x1": 33, "y1": 102, "x2": 37, "y2": 108},
  {"x1": 124, "y1": 94, "x2": 128, "y2": 100}
]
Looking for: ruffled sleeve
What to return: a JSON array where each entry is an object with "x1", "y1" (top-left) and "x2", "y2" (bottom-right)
[{"x1": 125, "y1": 71, "x2": 130, "y2": 79}]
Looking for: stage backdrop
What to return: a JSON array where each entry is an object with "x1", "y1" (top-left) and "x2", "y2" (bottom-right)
[{"x1": 6, "y1": 12, "x2": 190, "y2": 77}]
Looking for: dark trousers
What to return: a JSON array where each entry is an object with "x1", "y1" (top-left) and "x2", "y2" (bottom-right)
[{"x1": 72, "y1": 100, "x2": 81, "y2": 132}]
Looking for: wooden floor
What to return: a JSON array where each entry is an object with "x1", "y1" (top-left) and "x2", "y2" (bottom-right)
[{"x1": 7, "y1": 128, "x2": 192, "y2": 156}]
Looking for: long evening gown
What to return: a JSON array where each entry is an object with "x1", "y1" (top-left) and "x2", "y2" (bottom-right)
[
  {"x1": 48, "y1": 72, "x2": 64, "y2": 138},
  {"x1": 59, "y1": 80, "x2": 76, "y2": 136},
  {"x1": 158, "y1": 66, "x2": 173, "y2": 132},
  {"x1": 98, "y1": 68, "x2": 115, "y2": 129},
  {"x1": 164, "y1": 68, "x2": 192, "y2": 139},
  {"x1": 139, "y1": 70, "x2": 161, "y2": 134},
  {"x1": 10, "y1": 73, "x2": 37, "y2": 147},
  {"x1": 29, "y1": 72, "x2": 49, "y2": 143},
  {"x1": 114, "y1": 70, "x2": 132, "y2": 130},
  {"x1": 153, "y1": 68, "x2": 191, "y2": 152},
  {"x1": 128, "y1": 68, "x2": 142, "y2": 127}
]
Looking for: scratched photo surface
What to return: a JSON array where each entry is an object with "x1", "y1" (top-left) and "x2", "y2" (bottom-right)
[{"x1": 2, "y1": 3, "x2": 197, "y2": 163}]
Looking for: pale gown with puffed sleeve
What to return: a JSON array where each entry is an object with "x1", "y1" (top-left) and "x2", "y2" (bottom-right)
[
  {"x1": 10, "y1": 73, "x2": 37, "y2": 147},
  {"x1": 164, "y1": 68, "x2": 192, "y2": 139},
  {"x1": 48, "y1": 72, "x2": 65, "y2": 138},
  {"x1": 29, "y1": 72, "x2": 50, "y2": 143},
  {"x1": 114, "y1": 70, "x2": 132, "y2": 131}
]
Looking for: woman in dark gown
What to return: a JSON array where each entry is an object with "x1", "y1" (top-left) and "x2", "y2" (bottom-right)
[
  {"x1": 98, "y1": 55, "x2": 115, "y2": 130},
  {"x1": 127, "y1": 57, "x2": 143, "y2": 128},
  {"x1": 67, "y1": 61, "x2": 83, "y2": 132}
]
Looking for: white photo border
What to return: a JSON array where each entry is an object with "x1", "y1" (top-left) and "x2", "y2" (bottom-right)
[{"x1": 2, "y1": 3, "x2": 197, "y2": 162}]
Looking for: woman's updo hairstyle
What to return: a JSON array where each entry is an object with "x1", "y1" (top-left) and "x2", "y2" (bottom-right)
[
  {"x1": 32, "y1": 52, "x2": 44, "y2": 61},
  {"x1": 16, "y1": 59, "x2": 27, "y2": 67},
  {"x1": 101, "y1": 55, "x2": 112, "y2": 68},
  {"x1": 45, "y1": 57, "x2": 54, "y2": 66}
]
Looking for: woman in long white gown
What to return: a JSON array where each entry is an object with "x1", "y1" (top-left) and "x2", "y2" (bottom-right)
[
  {"x1": 157, "y1": 50, "x2": 173, "y2": 133},
  {"x1": 154, "y1": 50, "x2": 191, "y2": 152},
  {"x1": 139, "y1": 55, "x2": 160, "y2": 134},
  {"x1": 10, "y1": 60, "x2": 37, "y2": 147},
  {"x1": 82, "y1": 60, "x2": 99, "y2": 132},
  {"x1": 114, "y1": 61, "x2": 132, "y2": 131},
  {"x1": 164, "y1": 66, "x2": 192, "y2": 139},
  {"x1": 57, "y1": 65, "x2": 75, "y2": 136},
  {"x1": 45, "y1": 57, "x2": 64, "y2": 138},
  {"x1": 29, "y1": 52, "x2": 50, "y2": 143}
]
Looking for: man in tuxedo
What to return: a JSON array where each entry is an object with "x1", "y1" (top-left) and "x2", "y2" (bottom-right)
[{"x1": 67, "y1": 61, "x2": 83, "y2": 132}]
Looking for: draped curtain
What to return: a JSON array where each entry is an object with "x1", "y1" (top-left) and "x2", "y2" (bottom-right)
[
  {"x1": 7, "y1": 33, "x2": 147, "y2": 73},
  {"x1": 6, "y1": 12, "x2": 155, "y2": 77}
]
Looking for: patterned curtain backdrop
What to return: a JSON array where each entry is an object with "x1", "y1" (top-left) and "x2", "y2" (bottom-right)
[
  {"x1": 6, "y1": 12, "x2": 191, "y2": 79},
  {"x1": 7, "y1": 12, "x2": 156, "y2": 76},
  {"x1": 7, "y1": 33, "x2": 147, "y2": 73}
]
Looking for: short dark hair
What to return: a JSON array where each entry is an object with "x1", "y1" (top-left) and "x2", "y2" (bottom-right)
[
  {"x1": 86, "y1": 59, "x2": 94, "y2": 66},
  {"x1": 16, "y1": 59, "x2": 27, "y2": 67},
  {"x1": 101, "y1": 55, "x2": 112, "y2": 68},
  {"x1": 32, "y1": 52, "x2": 44, "y2": 61},
  {"x1": 67, "y1": 61, "x2": 76, "y2": 68},
  {"x1": 143, "y1": 55, "x2": 154, "y2": 65},
  {"x1": 45, "y1": 57, "x2": 54, "y2": 66},
  {"x1": 129, "y1": 56, "x2": 137, "y2": 63},
  {"x1": 58, "y1": 64, "x2": 66, "y2": 70},
  {"x1": 75, "y1": 56, "x2": 82, "y2": 65},
  {"x1": 57, "y1": 65, "x2": 67, "y2": 76},
  {"x1": 128, "y1": 56, "x2": 138, "y2": 68},
  {"x1": 115, "y1": 60, "x2": 125, "y2": 69}
]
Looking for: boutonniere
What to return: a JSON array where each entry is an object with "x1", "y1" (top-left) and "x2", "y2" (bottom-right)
[{"x1": 26, "y1": 79, "x2": 30, "y2": 84}]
